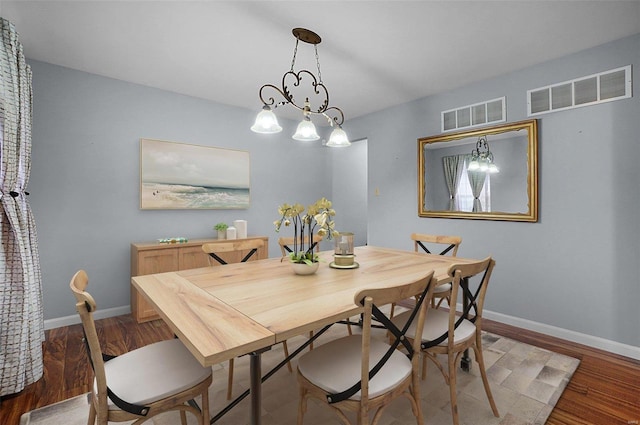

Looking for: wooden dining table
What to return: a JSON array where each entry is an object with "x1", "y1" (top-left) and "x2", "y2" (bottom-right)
[{"x1": 131, "y1": 245, "x2": 477, "y2": 424}]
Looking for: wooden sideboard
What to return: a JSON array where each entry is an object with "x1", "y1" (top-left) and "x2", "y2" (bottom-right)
[{"x1": 131, "y1": 236, "x2": 269, "y2": 323}]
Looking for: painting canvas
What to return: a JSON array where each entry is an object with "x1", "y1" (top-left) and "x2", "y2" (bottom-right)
[{"x1": 140, "y1": 139, "x2": 250, "y2": 209}]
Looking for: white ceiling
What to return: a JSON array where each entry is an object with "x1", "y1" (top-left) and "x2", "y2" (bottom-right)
[{"x1": 2, "y1": 1, "x2": 640, "y2": 121}]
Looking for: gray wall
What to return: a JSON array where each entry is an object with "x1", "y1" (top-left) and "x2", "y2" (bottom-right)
[
  {"x1": 346, "y1": 33, "x2": 640, "y2": 349},
  {"x1": 29, "y1": 60, "x2": 332, "y2": 320},
  {"x1": 29, "y1": 33, "x2": 640, "y2": 351},
  {"x1": 330, "y1": 139, "x2": 368, "y2": 247}
]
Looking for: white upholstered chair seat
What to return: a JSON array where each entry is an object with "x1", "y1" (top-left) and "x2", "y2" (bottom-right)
[
  {"x1": 297, "y1": 335, "x2": 412, "y2": 400},
  {"x1": 433, "y1": 282, "x2": 451, "y2": 295},
  {"x1": 99, "y1": 339, "x2": 212, "y2": 409},
  {"x1": 391, "y1": 308, "x2": 476, "y2": 346}
]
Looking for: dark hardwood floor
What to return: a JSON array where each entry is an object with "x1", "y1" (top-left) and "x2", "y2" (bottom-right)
[{"x1": 1, "y1": 314, "x2": 639, "y2": 425}]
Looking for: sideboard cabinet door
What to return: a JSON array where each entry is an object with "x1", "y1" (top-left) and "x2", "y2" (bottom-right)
[
  {"x1": 131, "y1": 249, "x2": 179, "y2": 322},
  {"x1": 178, "y1": 246, "x2": 211, "y2": 270}
]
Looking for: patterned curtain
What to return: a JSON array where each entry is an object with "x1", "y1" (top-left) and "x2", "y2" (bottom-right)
[{"x1": 0, "y1": 18, "x2": 44, "y2": 397}]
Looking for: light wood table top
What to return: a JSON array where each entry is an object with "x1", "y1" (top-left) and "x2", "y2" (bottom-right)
[{"x1": 131, "y1": 245, "x2": 474, "y2": 367}]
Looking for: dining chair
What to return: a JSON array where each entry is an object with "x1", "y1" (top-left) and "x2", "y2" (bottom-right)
[
  {"x1": 390, "y1": 233, "x2": 462, "y2": 317},
  {"x1": 202, "y1": 239, "x2": 293, "y2": 401},
  {"x1": 296, "y1": 271, "x2": 436, "y2": 425},
  {"x1": 391, "y1": 257, "x2": 499, "y2": 425},
  {"x1": 70, "y1": 270, "x2": 212, "y2": 425}
]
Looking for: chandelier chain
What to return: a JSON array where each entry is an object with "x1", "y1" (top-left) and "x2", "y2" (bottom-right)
[
  {"x1": 315, "y1": 45, "x2": 323, "y2": 84},
  {"x1": 290, "y1": 39, "x2": 299, "y2": 72}
]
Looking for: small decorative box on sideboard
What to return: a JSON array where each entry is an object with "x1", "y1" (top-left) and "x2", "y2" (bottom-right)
[{"x1": 130, "y1": 236, "x2": 269, "y2": 323}]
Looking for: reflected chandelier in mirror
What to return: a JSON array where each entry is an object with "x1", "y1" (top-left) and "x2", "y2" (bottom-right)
[{"x1": 418, "y1": 119, "x2": 538, "y2": 222}]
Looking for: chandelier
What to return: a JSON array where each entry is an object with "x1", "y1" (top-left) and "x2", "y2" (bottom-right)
[
  {"x1": 250, "y1": 28, "x2": 350, "y2": 147},
  {"x1": 468, "y1": 136, "x2": 499, "y2": 173}
]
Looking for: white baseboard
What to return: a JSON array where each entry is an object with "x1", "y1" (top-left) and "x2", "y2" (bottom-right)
[
  {"x1": 483, "y1": 308, "x2": 640, "y2": 361},
  {"x1": 44, "y1": 305, "x2": 131, "y2": 330}
]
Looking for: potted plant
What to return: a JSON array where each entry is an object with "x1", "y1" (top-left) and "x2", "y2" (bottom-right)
[
  {"x1": 274, "y1": 197, "x2": 336, "y2": 274},
  {"x1": 214, "y1": 222, "x2": 228, "y2": 239}
]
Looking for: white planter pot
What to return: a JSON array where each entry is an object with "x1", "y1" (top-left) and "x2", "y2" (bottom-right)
[{"x1": 290, "y1": 262, "x2": 320, "y2": 275}]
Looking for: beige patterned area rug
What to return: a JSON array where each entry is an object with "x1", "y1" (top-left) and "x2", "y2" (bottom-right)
[{"x1": 20, "y1": 329, "x2": 579, "y2": 425}]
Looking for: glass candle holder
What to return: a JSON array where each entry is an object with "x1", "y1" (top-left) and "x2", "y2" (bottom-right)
[
  {"x1": 335, "y1": 232, "x2": 354, "y2": 255},
  {"x1": 333, "y1": 232, "x2": 356, "y2": 267}
]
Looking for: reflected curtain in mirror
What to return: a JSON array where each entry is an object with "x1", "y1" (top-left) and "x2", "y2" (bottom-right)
[
  {"x1": 468, "y1": 168, "x2": 487, "y2": 212},
  {"x1": 442, "y1": 155, "x2": 465, "y2": 211}
]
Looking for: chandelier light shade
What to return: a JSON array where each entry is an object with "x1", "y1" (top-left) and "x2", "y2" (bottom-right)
[
  {"x1": 250, "y1": 106, "x2": 282, "y2": 133},
  {"x1": 292, "y1": 116, "x2": 320, "y2": 141},
  {"x1": 251, "y1": 28, "x2": 350, "y2": 147},
  {"x1": 468, "y1": 136, "x2": 499, "y2": 173},
  {"x1": 326, "y1": 127, "x2": 350, "y2": 147}
]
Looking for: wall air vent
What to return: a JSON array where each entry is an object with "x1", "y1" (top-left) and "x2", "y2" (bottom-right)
[
  {"x1": 527, "y1": 65, "x2": 632, "y2": 116},
  {"x1": 441, "y1": 97, "x2": 506, "y2": 132}
]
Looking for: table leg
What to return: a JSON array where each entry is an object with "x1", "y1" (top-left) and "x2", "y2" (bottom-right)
[
  {"x1": 210, "y1": 328, "x2": 331, "y2": 424},
  {"x1": 461, "y1": 276, "x2": 472, "y2": 372},
  {"x1": 249, "y1": 351, "x2": 262, "y2": 425},
  {"x1": 210, "y1": 347, "x2": 271, "y2": 424}
]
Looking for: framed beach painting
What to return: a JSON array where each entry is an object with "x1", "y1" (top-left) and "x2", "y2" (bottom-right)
[{"x1": 140, "y1": 139, "x2": 250, "y2": 209}]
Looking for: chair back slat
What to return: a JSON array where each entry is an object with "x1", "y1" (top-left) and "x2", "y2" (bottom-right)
[
  {"x1": 450, "y1": 258, "x2": 494, "y2": 323},
  {"x1": 70, "y1": 271, "x2": 104, "y2": 377},
  {"x1": 278, "y1": 234, "x2": 323, "y2": 259},
  {"x1": 70, "y1": 270, "x2": 129, "y2": 415},
  {"x1": 202, "y1": 239, "x2": 264, "y2": 265},
  {"x1": 411, "y1": 233, "x2": 462, "y2": 256}
]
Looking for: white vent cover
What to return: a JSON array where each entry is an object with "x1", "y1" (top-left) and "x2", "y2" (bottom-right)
[
  {"x1": 527, "y1": 65, "x2": 632, "y2": 116},
  {"x1": 441, "y1": 97, "x2": 506, "y2": 132}
]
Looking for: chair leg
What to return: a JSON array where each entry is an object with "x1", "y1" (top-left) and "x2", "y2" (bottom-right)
[
  {"x1": 357, "y1": 407, "x2": 367, "y2": 425},
  {"x1": 180, "y1": 410, "x2": 187, "y2": 425},
  {"x1": 308, "y1": 331, "x2": 314, "y2": 351},
  {"x1": 87, "y1": 398, "x2": 96, "y2": 425},
  {"x1": 95, "y1": 397, "x2": 108, "y2": 425},
  {"x1": 201, "y1": 385, "x2": 210, "y2": 425},
  {"x1": 226, "y1": 358, "x2": 234, "y2": 400},
  {"x1": 411, "y1": 362, "x2": 425, "y2": 425},
  {"x1": 283, "y1": 341, "x2": 293, "y2": 372},
  {"x1": 473, "y1": 343, "x2": 499, "y2": 417},
  {"x1": 448, "y1": 352, "x2": 460, "y2": 425},
  {"x1": 297, "y1": 387, "x2": 307, "y2": 425}
]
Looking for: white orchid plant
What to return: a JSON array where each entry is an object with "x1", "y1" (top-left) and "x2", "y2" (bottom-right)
[{"x1": 274, "y1": 197, "x2": 337, "y2": 265}]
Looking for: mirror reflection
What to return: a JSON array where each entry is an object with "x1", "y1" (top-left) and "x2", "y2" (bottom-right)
[{"x1": 418, "y1": 120, "x2": 538, "y2": 222}]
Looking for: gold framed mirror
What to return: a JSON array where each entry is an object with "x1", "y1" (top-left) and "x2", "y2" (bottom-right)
[{"x1": 418, "y1": 119, "x2": 538, "y2": 222}]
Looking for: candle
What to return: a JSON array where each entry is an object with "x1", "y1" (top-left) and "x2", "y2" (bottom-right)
[
  {"x1": 233, "y1": 220, "x2": 247, "y2": 239},
  {"x1": 339, "y1": 234, "x2": 349, "y2": 254}
]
